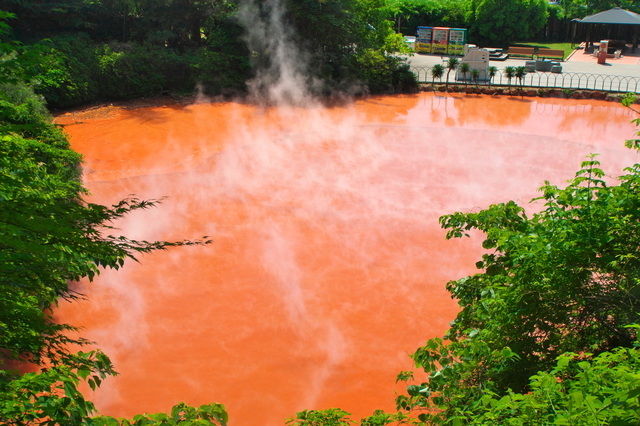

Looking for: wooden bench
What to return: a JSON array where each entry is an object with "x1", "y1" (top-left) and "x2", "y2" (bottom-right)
[
  {"x1": 507, "y1": 46, "x2": 535, "y2": 58},
  {"x1": 537, "y1": 48, "x2": 564, "y2": 61}
]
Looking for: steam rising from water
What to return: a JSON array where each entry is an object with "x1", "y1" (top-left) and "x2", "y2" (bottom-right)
[
  {"x1": 238, "y1": 0, "x2": 316, "y2": 105},
  {"x1": 60, "y1": 92, "x2": 638, "y2": 426}
]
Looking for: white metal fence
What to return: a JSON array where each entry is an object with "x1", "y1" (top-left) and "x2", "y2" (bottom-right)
[{"x1": 410, "y1": 66, "x2": 640, "y2": 93}]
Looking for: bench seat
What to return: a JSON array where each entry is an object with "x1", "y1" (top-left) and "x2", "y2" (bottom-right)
[
  {"x1": 537, "y1": 48, "x2": 564, "y2": 61},
  {"x1": 507, "y1": 46, "x2": 535, "y2": 58}
]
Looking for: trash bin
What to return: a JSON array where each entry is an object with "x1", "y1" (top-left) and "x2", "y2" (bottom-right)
[{"x1": 597, "y1": 50, "x2": 607, "y2": 64}]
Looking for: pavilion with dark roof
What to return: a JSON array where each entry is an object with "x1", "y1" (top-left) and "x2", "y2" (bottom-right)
[{"x1": 576, "y1": 7, "x2": 640, "y2": 53}]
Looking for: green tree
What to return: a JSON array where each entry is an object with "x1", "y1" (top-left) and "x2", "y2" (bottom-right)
[
  {"x1": 93, "y1": 402, "x2": 229, "y2": 426},
  {"x1": 430, "y1": 63, "x2": 444, "y2": 89},
  {"x1": 466, "y1": 346, "x2": 640, "y2": 425},
  {"x1": 469, "y1": 0, "x2": 548, "y2": 46},
  {"x1": 286, "y1": 408, "x2": 355, "y2": 426},
  {"x1": 400, "y1": 0, "x2": 469, "y2": 36},
  {"x1": 503, "y1": 65, "x2": 515, "y2": 93},
  {"x1": 470, "y1": 68, "x2": 480, "y2": 87},
  {"x1": 445, "y1": 57, "x2": 459, "y2": 90},
  {"x1": 486, "y1": 65, "x2": 498, "y2": 84},
  {"x1": 458, "y1": 61, "x2": 470, "y2": 87},
  {"x1": 514, "y1": 65, "x2": 527, "y2": 93},
  {"x1": 0, "y1": 351, "x2": 116, "y2": 425}
]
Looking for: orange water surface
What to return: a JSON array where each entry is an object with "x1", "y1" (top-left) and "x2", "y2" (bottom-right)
[{"x1": 55, "y1": 93, "x2": 639, "y2": 426}]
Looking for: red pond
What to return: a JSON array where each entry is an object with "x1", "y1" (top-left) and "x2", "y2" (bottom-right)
[{"x1": 55, "y1": 93, "x2": 638, "y2": 426}]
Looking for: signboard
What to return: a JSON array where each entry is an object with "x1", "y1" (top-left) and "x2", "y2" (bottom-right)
[
  {"x1": 415, "y1": 26, "x2": 433, "y2": 53},
  {"x1": 432, "y1": 27, "x2": 449, "y2": 54},
  {"x1": 448, "y1": 28, "x2": 467, "y2": 55}
]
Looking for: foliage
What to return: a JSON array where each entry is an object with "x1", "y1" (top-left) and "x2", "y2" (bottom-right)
[
  {"x1": 193, "y1": 18, "x2": 251, "y2": 96},
  {"x1": 286, "y1": 408, "x2": 355, "y2": 426},
  {"x1": 94, "y1": 43, "x2": 166, "y2": 99},
  {"x1": 399, "y1": 147, "x2": 640, "y2": 424},
  {"x1": 92, "y1": 402, "x2": 229, "y2": 426},
  {"x1": 458, "y1": 62, "x2": 470, "y2": 86},
  {"x1": 32, "y1": 33, "x2": 100, "y2": 108},
  {"x1": 445, "y1": 57, "x2": 459, "y2": 90},
  {"x1": 278, "y1": 0, "x2": 414, "y2": 94},
  {"x1": 486, "y1": 66, "x2": 497, "y2": 83},
  {"x1": 503, "y1": 65, "x2": 515, "y2": 92},
  {"x1": 565, "y1": 0, "x2": 640, "y2": 16},
  {"x1": 355, "y1": 48, "x2": 417, "y2": 93},
  {"x1": 0, "y1": 351, "x2": 115, "y2": 426},
  {"x1": 470, "y1": 68, "x2": 479, "y2": 87},
  {"x1": 34, "y1": 37, "x2": 240, "y2": 105},
  {"x1": 1, "y1": 363, "x2": 229, "y2": 426},
  {"x1": 514, "y1": 65, "x2": 527, "y2": 90},
  {"x1": 191, "y1": 47, "x2": 250, "y2": 96},
  {"x1": 468, "y1": 0, "x2": 548, "y2": 46},
  {"x1": 468, "y1": 346, "x2": 640, "y2": 425},
  {"x1": 0, "y1": 82, "x2": 70, "y2": 147},
  {"x1": 430, "y1": 63, "x2": 444, "y2": 82},
  {"x1": 395, "y1": 0, "x2": 469, "y2": 36},
  {"x1": 0, "y1": 11, "x2": 51, "y2": 87},
  {"x1": 360, "y1": 409, "x2": 415, "y2": 426},
  {"x1": 622, "y1": 93, "x2": 640, "y2": 115},
  {"x1": 624, "y1": 119, "x2": 640, "y2": 151}
]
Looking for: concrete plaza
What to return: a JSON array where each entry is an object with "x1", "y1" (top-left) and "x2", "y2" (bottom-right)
[
  {"x1": 404, "y1": 46, "x2": 640, "y2": 76},
  {"x1": 402, "y1": 46, "x2": 640, "y2": 91}
]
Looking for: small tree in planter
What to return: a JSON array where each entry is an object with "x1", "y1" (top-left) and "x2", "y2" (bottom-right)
[
  {"x1": 445, "y1": 57, "x2": 459, "y2": 91},
  {"x1": 431, "y1": 64, "x2": 444, "y2": 90},
  {"x1": 515, "y1": 66, "x2": 527, "y2": 96},
  {"x1": 471, "y1": 68, "x2": 480, "y2": 90},
  {"x1": 459, "y1": 62, "x2": 470, "y2": 88},
  {"x1": 504, "y1": 66, "x2": 516, "y2": 95},
  {"x1": 487, "y1": 66, "x2": 498, "y2": 84}
]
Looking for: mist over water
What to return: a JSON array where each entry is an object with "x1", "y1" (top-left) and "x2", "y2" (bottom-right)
[
  {"x1": 238, "y1": 0, "x2": 315, "y2": 105},
  {"x1": 56, "y1": 94, "x2": 638, "y2": 426}
]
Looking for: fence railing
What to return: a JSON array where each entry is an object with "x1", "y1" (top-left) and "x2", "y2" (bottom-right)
[{"x1": 410, "y1": 66, "x2": 640, "y2": 93}]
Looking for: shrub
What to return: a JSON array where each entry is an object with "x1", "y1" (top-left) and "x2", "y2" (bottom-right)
[
  {"x1": 0, "y1": 82, "x2": 70, "y2": 149},
  {"x1": 33, "y1": 33, "x2": 100, "y2": 109},
  {"x1": 191, "y1": 48, "x2": 250, "y2": 96},
  {"x1": 356, "y1": 49, "x2": 417, "y2": 94},
  {"x1": 95, "y1": 43, "x2": 166, "y2": 100}
]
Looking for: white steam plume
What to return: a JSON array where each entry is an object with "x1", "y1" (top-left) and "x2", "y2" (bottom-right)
[{"x1": 237, "y1": 0, "x2": 317, "y2": 106}]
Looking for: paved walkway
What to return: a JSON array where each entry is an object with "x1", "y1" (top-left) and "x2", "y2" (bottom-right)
[
  {"x1": 405, "y1": 50, "x2": 640, "y2": 77},
  {"x1": 402, "y1": 46, "x2": 640, "y2": 91}
]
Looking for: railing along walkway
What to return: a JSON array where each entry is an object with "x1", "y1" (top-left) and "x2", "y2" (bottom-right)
[{"x1": 410, "y1": 66, "x2": 640, "y2": 93}]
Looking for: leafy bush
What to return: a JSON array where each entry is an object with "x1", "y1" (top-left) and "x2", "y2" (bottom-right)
[
  {"x1": 95, "y1": 43, "x2": 166, "y2": 99},
  {"x1": 34, "y1": 33, "x2": 100, "y2": 109},
  {"x1": 356, "y1": 49, "x2": 417, "y2": 94},
  {"x1": 0, "y1": 82, "x2": 70, "y2": 149},
  {"x1": 471, "y1": 347, "x2": 640, "y2": 425},
  {"x1": 191, "y1": 48, "x2": 250, "y2": 96}
]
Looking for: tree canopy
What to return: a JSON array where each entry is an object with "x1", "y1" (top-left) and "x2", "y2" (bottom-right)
[{"x1": 469, "y1": 0, "x2": 548, "y2": 46}]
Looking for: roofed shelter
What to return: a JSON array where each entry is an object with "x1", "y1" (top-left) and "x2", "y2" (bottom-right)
[{"x1": 577, "y1": 7, "x2": 640, "y2": 53}]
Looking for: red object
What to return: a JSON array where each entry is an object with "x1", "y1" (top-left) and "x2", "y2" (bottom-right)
[{"x1": 597, "y1": 50, "x2": 607, "y2": 64}]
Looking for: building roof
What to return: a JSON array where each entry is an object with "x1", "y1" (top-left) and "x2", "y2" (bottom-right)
[{"x1": 578, "y1": 7, "x2": 640, "y2": 25}]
